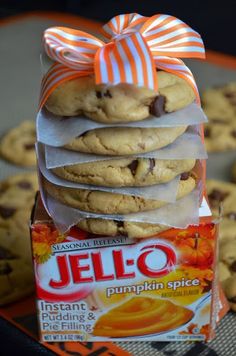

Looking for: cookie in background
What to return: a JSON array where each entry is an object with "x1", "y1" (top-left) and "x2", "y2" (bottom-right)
[
  {"x1": 0, "y1": 172, "x2": 38, "y2": 305},
  {"x1": 202, "y1": 83, "x2": 236, "y2": 152},
  {"x1": 0, "y1": 120, "x2": 36, "y2": 167},
  {"x1": 207, "y1": 179, "x2": 236, "y2": 311}
]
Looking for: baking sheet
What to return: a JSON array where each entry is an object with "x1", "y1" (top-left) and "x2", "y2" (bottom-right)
[{"x1": 0, "y1": 14, "x2": 236, "y2": 356}]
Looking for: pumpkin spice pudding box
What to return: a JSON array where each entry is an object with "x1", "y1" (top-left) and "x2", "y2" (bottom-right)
[
  {"x1": 32, "y1": 12, "x2": 228, "y2": 343},
  {"x1": 30, "y1": 195, "x2": 222, "y2": 343}
]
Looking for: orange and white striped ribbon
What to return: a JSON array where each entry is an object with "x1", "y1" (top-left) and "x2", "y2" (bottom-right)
[{"x1": 39, "y1": 13, "x2": 205, "y2": 108}]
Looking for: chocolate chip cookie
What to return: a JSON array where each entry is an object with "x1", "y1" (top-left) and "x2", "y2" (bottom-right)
[
  {"x1": 207, "y1": 179, "x2": 236, "y2": 221},
  {"x1": 64, "y1": 126, "x2": 187, "y2": 155},
  {"x1": 0, "y1": 243, "x2": 34, "y2": 305},
  {"x1": 45, "y1": 71, "x2": 195, "y2": 123},
  {"x1": 0, "y1": 172, "x2": 38, "y2": 261},
  {"x1": 206, "y1": 179, "x2": 236, "y2": 311},
  {"x1": 0, "y1": 172, "x2": 38, "y2": 304},
  {"x1": 0, "y1": 172, "x2": 38, "y2": 215},
  {"x1": 52, "y1": 158, "x2": 196, "y2": 187},
  {"x1": 44, "y1": 174, "x2": 196, "y2": 214},
  {"x1": 207, "y1": 179, "x2": 236, "y2": 242},
  {"x1": 77, "y1": 219, "x2": 169, "y2": 239},
  {"x1": 0, "y1": 121, "x2": 36, "y2": 166},
  {"x1": 219, "y1": 240, "x2": 236, "y2": 312},
  {"x1": 202, "y1": 83, "x2": 236, "y2": 152}
]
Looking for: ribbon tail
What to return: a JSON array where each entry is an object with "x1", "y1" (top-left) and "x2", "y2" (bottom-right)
[{"x1": 154, "y1": 56, "x2": 200, "y2": 104}]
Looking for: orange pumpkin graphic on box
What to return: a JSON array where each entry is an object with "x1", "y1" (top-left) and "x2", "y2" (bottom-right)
[{"x1": 175, "y1": 233, "x2": 214, "y2": 267}]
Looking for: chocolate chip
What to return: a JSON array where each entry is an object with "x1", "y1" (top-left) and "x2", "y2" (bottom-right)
[
  {"x1": 224, "y1": 91, "x2": 235, "y2": 99},
  {"x1": 104, "y1": 90, "x2": 112, "y2": 98},
  {"x1": 0, "y1": 246, "x2": 16, "y2": 260},
  {"x1": 0, "y1": 205, "x2": 16, "y2": 219},
  {"x1": 149, "y1": 95, "x2": 166, "y2": 117},
  {"x1": 227, "y1": 212, "x2": 236, "y2": 220},
  {"x1": 208, "y1": 189, "x2": 229, "y2": 207},
  {"x1": 224, "y1": 91, "x2": 236, "y2": 105},
  {"x1": 230, "y1": 261, "x2": 236, "y2": 272},
  {"x1": 115, "y1": 220, "x2": 127, "y2": 235},
  {"x1": 79, "y1": 132, "x2": 86, "y2": 138},
  {"x1": 228, "y1": 296, "x2": 236, "y2": 304},
  {"x1": 180, "y1": 172, "x2": 190, "y2": 181},
  {"x1": 231, "y1": 130, "x2": 236, "y2": 138},
  {"x1": 0, "y1": 262, "x2": 12, "y2": 275},
  {"x1": 127, "y1": 160, "x2": 138, "y2": 175},
  {"x1": 96, "y1": 91, "x2": 102, "y2": 99},
  {"x1": 115, "y1": 220, "x2": 124, "y2": 228},
  {"x1": 24, "y1": 143, "x2": 35, "y2": 150},
  {"x1": 96, "y1": 90, "x2": 112, "y2": 99},
  {"x1": 148, "y1": 158, "x2": 155, "y2": 172},
  {"x1": 17, "y1": 181, "x2": 32, "y2": 190},
  {"x1": 204, "y1": 127, "x2": 211, "y2": 138}
]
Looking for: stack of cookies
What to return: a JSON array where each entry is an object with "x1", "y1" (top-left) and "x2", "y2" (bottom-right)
[{"x1": 36, "y1": 70, "x2": 207, "y2": 238}]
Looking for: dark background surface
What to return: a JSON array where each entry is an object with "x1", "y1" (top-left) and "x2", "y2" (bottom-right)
[
  {"x1": 1, "y1": 0, "x2": 236, "y2": 56},
  {"x1": 0, "y1": 316, "x2": 55, "y2": 356}
]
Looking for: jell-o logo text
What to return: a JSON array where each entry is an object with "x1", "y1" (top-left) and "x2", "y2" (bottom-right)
[{"x1": 49, "y1": 242, "x2": 177, "y2": 289}]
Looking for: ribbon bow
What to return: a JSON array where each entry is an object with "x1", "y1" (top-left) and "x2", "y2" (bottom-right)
[{"x1": 40, "y1": 13, "x2": 205, "y2": 108}]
